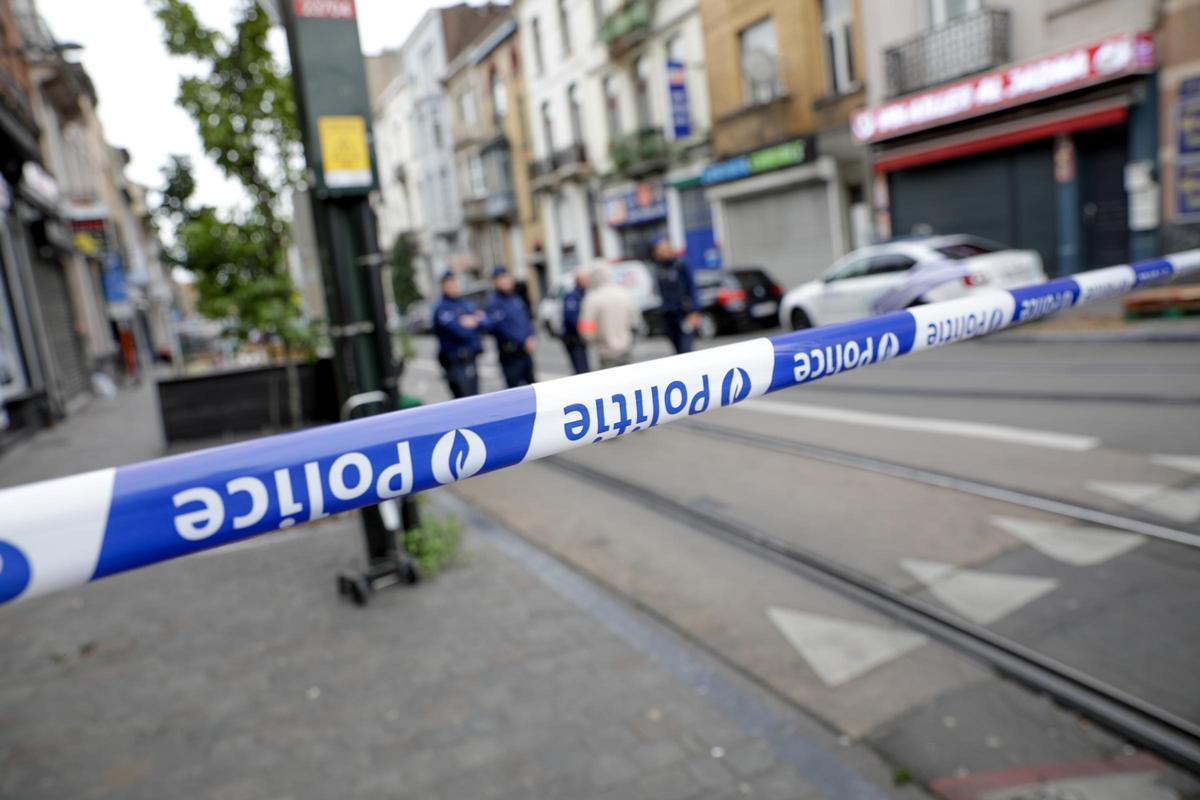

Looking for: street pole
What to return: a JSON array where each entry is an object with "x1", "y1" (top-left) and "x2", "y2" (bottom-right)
[{"x1": 278, "y1": 0, "x2": 412, "y2": 594}]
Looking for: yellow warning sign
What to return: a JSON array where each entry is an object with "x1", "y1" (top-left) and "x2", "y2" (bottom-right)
[{"x1": 317, "y1": 115, "x2": 371, "y2": 189}]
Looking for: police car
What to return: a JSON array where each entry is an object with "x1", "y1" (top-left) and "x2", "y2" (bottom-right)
[{"x1": 779, "y1": 235, "x2": 1047, "y2": 330}]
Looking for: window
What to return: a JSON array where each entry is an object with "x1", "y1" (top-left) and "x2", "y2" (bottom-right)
[
  {"x1": 821, "y1": 0, "x2": 856, "y2": 95},
  {"x1": 557, "y1": 0, "x2": 572, "y2": 56},
  {"x1": 458, "y1": 89, "x2": 477, "y2": 129},
  {"x1": 531, "y1": 17, "x2": 545, "y2": 75},
  {"x1": 469, "y1": 153, "x2": 486, "y2": 198},
  {"x1": 490, "y1": 70, "x2": 507, "y2": 122},
  {"x1": 865, "y1": 255, "x2": 916, "y2": 276},
  {"x1": 929, "y1": 0, "x2": 980, "y2": 26},
  {"x1": 603, "y1": 74, "x2": 622, "y2": 138},
  {"x1": 431, "y1": 109, "x2": 444, "y2": 148},
  {"x1": 633, "y1": 56, "x2": 652, "y2": 128},
  {"x1": 567, "y1": 83, "x2": 584, "y2": 145},
  {"x1": 540, "y1": 100, "x2": 555, "y2": 155},
  {"x1": 826, "y1": 256, "x2": 871, "y2": 282},
  {"x1": 739, "y1": 17, "x2": 784, "y2": 105}
]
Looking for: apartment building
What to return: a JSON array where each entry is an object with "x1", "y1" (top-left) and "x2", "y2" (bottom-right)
[
  {"x1": 446, "y1": 14, "x2": 544, "y2": 291},
  {"x1": 856, "y1": 0, "x2": 1161, "y2": 275},
  {"x1": 697, "y1": 0, "x2": 870, "y2": 290}
]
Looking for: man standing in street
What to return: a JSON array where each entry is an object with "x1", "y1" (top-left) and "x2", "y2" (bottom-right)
[
  {"x1": 560, "y1": 268, "x2": 590, "y2": 374},
  {"x1": 431, "y1": 271, "x2": 485, "y2": 398},
  {"x1": 651, "y1": 235, "x2": 700, "y2": 354},
  {"x1": 579, "y1": 261, "x2": 641, "y2": 369},
  {"x1": 485, "y1": 266, "x2": 537, "y2": 388}
]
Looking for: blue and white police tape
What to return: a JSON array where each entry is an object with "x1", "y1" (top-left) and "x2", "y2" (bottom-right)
[{"x1": 1, "y1": 251, "x2": 1198, "y2": 606}]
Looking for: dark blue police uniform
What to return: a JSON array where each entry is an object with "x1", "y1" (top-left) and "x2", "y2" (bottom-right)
[
  {"x1": 560, "y1": 285, "x2": 590, "y2": 374},
  {"x1": 655, "y1": 256, "x2": 700, "y2": 354},
  {"x1": 485, "y1": 290, "x2": 537, "y2": 388},
  {"x1": 432, "y1": 296, "x2": 483, "y2": 398}
]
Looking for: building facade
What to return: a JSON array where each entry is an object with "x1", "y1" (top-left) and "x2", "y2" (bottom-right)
[
  {"x1": 856, "y1": 0, "x2": 1161, "y2": 276},
  {"x1": 446, "y1": 15, "x2": 544, "y2": 291},
  {"x1": 371, "y1": 4, "x2": 506, "y2": 293},
  {"x1": 696, "y1": 0, "x2": 869, "y2": 292},
  {"x1": 1159, "y1": 0, "x2": 1200, "y2": 252}
]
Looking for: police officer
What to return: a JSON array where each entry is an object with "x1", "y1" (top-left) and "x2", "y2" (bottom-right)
[
  {"x1": 485, "y1": 265, "x2": 537, "y2": 388},
  {"x1": 651, "y1": 235, "x2": 701, "y2": 354},
  {"x1": 560, "y1": 268, "x2": 590, "y2": 374},
  {"x1": 432, "y1": 271, "x2": 485, "y2": 398}
]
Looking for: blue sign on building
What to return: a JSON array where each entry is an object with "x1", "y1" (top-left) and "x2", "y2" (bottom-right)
[
  {"x1": 603, "y1": 181, "x2": 667, "y2": 228},
  {"x1": 102, "y1": 252, "x2": 128, "y2": 304},
  {"x1": 667, "y1": 60, "x2": 691, "y2": 140}
]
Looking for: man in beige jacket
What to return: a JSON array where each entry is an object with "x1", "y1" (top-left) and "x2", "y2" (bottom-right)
[{"x1": 577, "y1": 261, "x2": 641, "y2": 369}]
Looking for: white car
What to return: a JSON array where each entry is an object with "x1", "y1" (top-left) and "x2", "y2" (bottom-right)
[
  {"x1": 779, "y1": 235, "x2": 1047, "y2": 329},
  {"x1": 538, "y1": 259, "x2": 660, "y2": 335}
]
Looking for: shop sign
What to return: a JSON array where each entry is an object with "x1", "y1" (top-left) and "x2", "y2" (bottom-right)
[
  {"x1": 667, "y1": 60, "x2": 691, "y2": 140},
  {"x1": 70, "y1": 218, "x2": 109, "y2": 256},
  {"x1": 604, "y1": 180, "x2": 666, "y2": 227},
  {"x1": 293, "y1": 0, "x2": 355, "y2": 19},
  {"x1": 20, "y1": 162, "x2": 59, "y2": 208},
  {"x1": 1178, "y1": 162, "x2": 1200, "y2": 222},
  {"x1": 102, "y1": 252, "x2": 129, "y2": 304},
  {"x1": 1178, "y1": 76, "x2": 1200, "y2": 157},
  {"x1": 700, "y1": 138, "x2": 814, "y2": 187},
  {"x1": 852, "y1": 31, "x2": 1155, "y2": 144}
]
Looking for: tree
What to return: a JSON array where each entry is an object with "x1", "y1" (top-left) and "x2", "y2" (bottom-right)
[
  {"x1": 390, "y1": 232, "x2": 422, "y2": 315},
  {"x1": 151, "y1": 0, "x2": 309, "y2": 353}
]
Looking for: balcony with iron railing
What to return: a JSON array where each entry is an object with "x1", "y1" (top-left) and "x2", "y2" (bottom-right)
[
  {"x1": 609, "y1": 127, "x2": 668, "y2": 178},
  {"x1": 885, "y1": 7, "x2": 1011, "y2": 98},
  {"x1": 599, "y1": 0, "x2": 655, "y2": 59}
]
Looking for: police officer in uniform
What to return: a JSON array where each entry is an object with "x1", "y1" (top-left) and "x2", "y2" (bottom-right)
[
  {"x1": 560, "y1": 268, "x2": 590, "y2": 374},
  {"x1": 485, "y1": 265, "x2": 537, "y2": 388},
  {"x1": 432, "y1": 271, "x2": 485, "y2": 398},
  {"x1": 651, "y1": 235, "x2": 701, "y2": 354}
]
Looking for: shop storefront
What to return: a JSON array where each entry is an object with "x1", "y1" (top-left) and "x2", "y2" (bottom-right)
[
  {"x1": 698, "y1": 137, "x2": 844, "y2": 289},
  {"x1": 854, "y1": 31, "x2": 1159, "y2": 276},
  {"x1": 602, "y1": 179, "x2": 669, "y2": 261}
]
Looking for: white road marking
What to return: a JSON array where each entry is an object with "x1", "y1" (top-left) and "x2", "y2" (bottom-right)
[
  {"x1": 1149, "y1": 454, "x2": 1200, "y2": 475},
  {"x1": 735, "y1": 398, "x2": 1099, "y2": 451},
  {"x1": 900, "y1": 558, "x2": 1058, "y2": 625},
  {"x1": 989, "y1": 516, "x2": 1144, "y2": 566},
  {"x1": 1086, "y1": 481, "x2": 1200, "y2": 524},
  {"x1": 987, "y1": 771, "x2": 1176, "y2": 800},
  {"x1": 766, "y1": 607, "x2": 927, "y2": 688}
]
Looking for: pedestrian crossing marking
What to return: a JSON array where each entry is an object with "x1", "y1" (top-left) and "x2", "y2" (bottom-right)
[
  {"x1": 989, "y1": 516, "x2": 1144, "y2": 566},
  {"x1": 1086, "y1": 481, "x2": 1200, "y2": 523},
  {"x1": 900, "y1": 559, "x2": 1058, "y2": 625},
  {"x1": 766, "y1": 607, "x2": 927, "y2": 688},
  {"x1": 1149, "y1": 454, "x2": 1200, "y2": 475}
]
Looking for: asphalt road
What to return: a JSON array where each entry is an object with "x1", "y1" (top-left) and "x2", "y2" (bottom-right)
[{"x1": 407, "y1": 325, "x2": 1200, "y2": 798}]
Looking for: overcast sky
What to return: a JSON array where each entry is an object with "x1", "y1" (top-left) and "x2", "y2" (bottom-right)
[{"x1": 36, "y1": 0, "x2": 470, "y2": 213}]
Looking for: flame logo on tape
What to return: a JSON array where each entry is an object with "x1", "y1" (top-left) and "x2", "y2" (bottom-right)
[
  {"x1": 431, "y1": 428, "x2": 488, "y2": 484},
  {"x1": 720, "y1": 367, "x2": 752, "y2": 406},
  {"x1": 0, "y1": 541, "x2": 32, "y2": 604}
]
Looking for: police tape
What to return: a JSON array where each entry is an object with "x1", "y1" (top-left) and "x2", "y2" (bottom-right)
[{"x1": 1, "y1": 251, "x2": 1198, "y2": 605}]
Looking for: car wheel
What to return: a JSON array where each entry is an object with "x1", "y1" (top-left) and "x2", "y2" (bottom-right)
[
  {"x1": 790, "y1": 308, "x2": 812, "y2": 330},
  {"x1": 696, "y1": 312, "x2": 718, "y2": 340}
]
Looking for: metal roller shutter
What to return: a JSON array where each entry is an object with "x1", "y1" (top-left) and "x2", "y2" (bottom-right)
[
  {"x1": 722, "y1": 183, "x2": 835, "y2": 289},
  {"x1": 32, "y1": 259, "x2": 90, "y2": 403},
  {"x1": 889, "y1": 142, "x2": 1058, "y2": 274}
]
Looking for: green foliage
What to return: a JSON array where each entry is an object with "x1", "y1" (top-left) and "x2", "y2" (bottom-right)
[
  {"x1": 404, "y1": 512, "x2": 464, "y2": 578},
  {"x1": 152, "y1": 1, "x2": 309, "y2": 350},
  {"x1": 390, "y1": 232, "x2": 422, "y2": 314}
]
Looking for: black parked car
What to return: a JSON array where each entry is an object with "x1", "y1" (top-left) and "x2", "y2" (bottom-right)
[{"x1": 693, "y1": 267, "x2": 783, "y2": 339}]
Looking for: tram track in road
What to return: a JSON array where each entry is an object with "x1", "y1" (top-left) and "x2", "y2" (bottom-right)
[
  {"x1": 676, "y1": 419, "x2": 1200, "y2": 550},
  {"x1": 544, "y1": 454, "x2": 1200, "y2": 775}
]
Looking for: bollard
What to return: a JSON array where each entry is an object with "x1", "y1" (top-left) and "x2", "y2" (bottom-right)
[{"x1": 1, "y1": 251, "x2": 1197, "y2": 605}]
